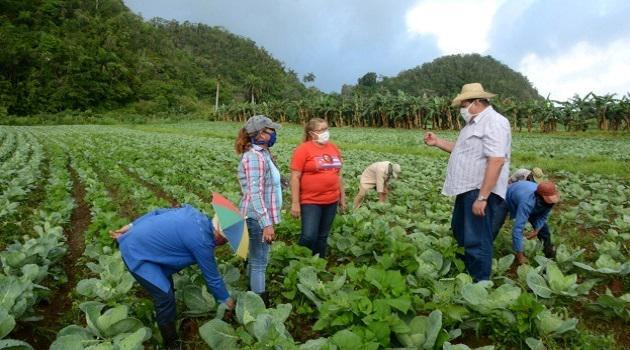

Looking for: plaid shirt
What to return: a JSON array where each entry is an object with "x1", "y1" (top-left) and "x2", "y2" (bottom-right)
[{"x1": 238, "y1": 145, "x2": 282, "y2": 228}]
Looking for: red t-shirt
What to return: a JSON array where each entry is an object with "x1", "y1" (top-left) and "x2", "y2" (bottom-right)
[{"x1": 290, "y1": 141, "x2": 342, "y2": 204}]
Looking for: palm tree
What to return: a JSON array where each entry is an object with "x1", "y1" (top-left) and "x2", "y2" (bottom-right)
[{"x1": 244, "y1": 74, "x2": 262, "y2": 104}]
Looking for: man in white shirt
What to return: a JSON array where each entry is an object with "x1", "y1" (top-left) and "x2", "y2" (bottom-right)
[{"x1": 424, "y1": 83, "x2": 511, "y2": 281}]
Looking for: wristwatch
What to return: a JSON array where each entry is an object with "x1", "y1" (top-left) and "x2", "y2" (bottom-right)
[{"x1": 476, "y1": 194, "x2": 488, "y2": 202}]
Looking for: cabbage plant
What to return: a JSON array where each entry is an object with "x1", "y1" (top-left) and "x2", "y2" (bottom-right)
[{"x1": 50, "y1": 301, "x2": 151, "y2": 350}]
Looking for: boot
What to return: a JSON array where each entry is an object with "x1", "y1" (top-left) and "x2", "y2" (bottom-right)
[
  {"x1": 259, "y1": 291, "x2": 271, "y2": 307},
  {"x1": 159, "y1": 322, "x2": 179, "y2": 350},
  {"x1": 543, "y1": 243, "x2": 556, "y2": 259},
  {"x1": 515, "y1": 252, "x2": 528, "y2": 265}
]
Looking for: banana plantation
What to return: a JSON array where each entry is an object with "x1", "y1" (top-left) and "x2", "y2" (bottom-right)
[{"x1": 214, "y1": 92, "x2": 630, "y2": 132}]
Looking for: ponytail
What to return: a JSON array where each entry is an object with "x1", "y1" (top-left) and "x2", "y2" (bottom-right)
[{"x1": 235, "y1": 128, "x2": 252, "y2": 154}]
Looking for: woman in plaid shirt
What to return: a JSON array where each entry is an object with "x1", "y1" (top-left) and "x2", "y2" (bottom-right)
[{"x1": 236, "y1": 115, "x2": 283, "y2": 299}]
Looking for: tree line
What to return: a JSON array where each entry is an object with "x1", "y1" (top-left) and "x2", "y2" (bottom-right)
[{"x1": 214, "y1": 92, "x2": 630, "y2": 132}]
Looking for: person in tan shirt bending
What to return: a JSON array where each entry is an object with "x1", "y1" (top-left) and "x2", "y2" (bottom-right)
[{"x1": 353, "y1": 161, "x2": 401, "y2": 209}]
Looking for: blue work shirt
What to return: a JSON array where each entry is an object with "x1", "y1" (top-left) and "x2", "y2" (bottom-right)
[
  {"x1": 506, "y1": 181, "x2": 552, "y2": 247},
  {"x1": 118, "y1": 205, "x2": 229, "y2": 303}
]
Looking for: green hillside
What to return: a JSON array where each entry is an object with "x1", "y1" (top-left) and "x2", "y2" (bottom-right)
[
  {"x1": 0, "y1": 0, "x2": 306, "y2": 116},
  {"x1": 353, "y1": 54, "x2": 541, "y2": 100}
]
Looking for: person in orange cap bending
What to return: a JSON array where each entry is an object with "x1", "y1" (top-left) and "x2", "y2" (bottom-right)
[{"x1": 503, "y1": 180, "x2": 560, "y2": 264}]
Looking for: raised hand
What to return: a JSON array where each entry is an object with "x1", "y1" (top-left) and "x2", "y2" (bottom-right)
[{"x1": 423, "y1": 132, "x2": 438, "y2": 146}]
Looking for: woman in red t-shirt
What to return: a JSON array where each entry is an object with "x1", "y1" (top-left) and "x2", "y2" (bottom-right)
[{"x1": 290, "y1": 118, "x2": 346, "y2": 258}]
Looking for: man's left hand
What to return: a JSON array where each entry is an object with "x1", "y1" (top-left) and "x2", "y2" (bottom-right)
[{"x1": 472, "y1": 200, "x2": 487, "y2": 216}]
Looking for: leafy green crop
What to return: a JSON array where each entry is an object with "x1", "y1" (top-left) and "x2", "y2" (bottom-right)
[
  {"x1": 526, "y1": 262, "x2": 596, "y2": 298},
  {"x1": 50, "y1": 301, "x2": 152, "y2": 350}
]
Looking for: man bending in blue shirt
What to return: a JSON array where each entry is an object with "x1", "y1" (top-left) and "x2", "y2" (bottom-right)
[
  {"x1": 504, "y1": 181, "x2": 560, "y2": 264},
  {"x1": 110, "y1": 204, "x2": 235, "y2": 349}
]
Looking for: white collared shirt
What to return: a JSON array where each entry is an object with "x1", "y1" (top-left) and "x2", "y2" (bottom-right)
[{"x1": 442, "y1": 106, "x2": 511, "y2": 199}]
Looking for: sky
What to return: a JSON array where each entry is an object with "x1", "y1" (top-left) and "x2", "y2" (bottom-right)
[{"x1": 124, "y1": 0, "x2": 630, "y2": 101}]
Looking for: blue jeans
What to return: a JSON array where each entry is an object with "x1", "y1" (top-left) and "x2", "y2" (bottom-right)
[
  {"x1": 451, "y1": 190, "x2": 507, "y2": 281},
  {"x1": 247, "y1": 218, "x2": 269, "y2": 294},
  {"x1": 299, "y1": 203, "x2": 338, "y2": 258},
  {"x1": 127, "y1": 268, "x2": 176, "y2": 327}
]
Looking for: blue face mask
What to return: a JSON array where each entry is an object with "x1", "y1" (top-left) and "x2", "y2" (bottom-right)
[
  {"x1": 251, "y1": 130, "x2": 277, "y2": 147},
  {"x1": 267, "y1": 130, "x2": 277, "y2": 147}
]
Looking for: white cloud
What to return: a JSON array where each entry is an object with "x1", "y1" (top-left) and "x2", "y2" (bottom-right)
[
  {"x1": 519, "y1": 39, "x2": 630, "y2": 100},
  {"x1": 405, "y1": 0, "x2": 505, "y2": 55}
]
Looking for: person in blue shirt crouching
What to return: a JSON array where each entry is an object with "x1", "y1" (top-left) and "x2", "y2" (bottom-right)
[
  {"x1": 110, "y1": 204, "x2": 235, "y2": 349},
  {"x1": 504, "y1": 180, "x2": 560, "y2": 265}
]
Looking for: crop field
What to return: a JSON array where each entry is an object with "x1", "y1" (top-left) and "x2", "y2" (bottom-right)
[{"x1": 0, "y1": 122, "x2": 628, "y2": 350}]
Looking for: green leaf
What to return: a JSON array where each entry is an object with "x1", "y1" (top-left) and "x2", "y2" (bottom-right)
[
  {"x1": 199, "y1": 319, "x2": 238, "y2": 350},
  {"x1": 525, "y1": 337, "x2": 546, "y2": 350},
  {"x1": 235, "y1": 292, "x2": 266, "y2": 325},
  {"x1": 182, "y1": 285, "x2": 215, "y2": 315},
  {"x1": 366, "y1": 321, "x2": 390, "y2": 346},
  {"x1": 396, "y1": 316, "x2": 426, "y2": 347},
  {"x1": 269, "y1": 303, "x2": 292, "y2": 323},
  {"x1": 298, "y1": 267, "x2": 321, "y2": 291},
  {"x1": 79, "y1": 301, "x2": 106, "y2": 338},
  {"x1": 50, "y1": 335, "x2": 87, "y2": 350},
  {"x1": 0, "y1": 339, "x2": 34, "y2": 350},
  {"x1": 575, "y1": 279, "x2": 598, "y2": 295},
  {"x1": 106, "y1": 318, "x2": 143, "y2": 337},
  {"x1": 297, "y1": 284, "x2": 322, "y2": 308},
  {"x1": 96, "y1": 305, "x2": 129, "y2": 337},
  {"x1": 331, "y1": 329, "x2": 362, "y2": 350},
  {"x1": 536, "y1": 310, "x2": 578, "y2": 336},
  {"x1": 20, "y1": 265, "x2": 42, "y2": 282},
  {"x1": 387, "y1": 295, "x2": 411, "y2": 313},
  {"x1": 251, "y1": 313, "x2": 275, "y2": 342},
  {"x1": 113, "y1": 327, "x2": 151, "y2": 350},
  {"x1": 493, "y1": 254, "x2": 515, "y2": 276},
  {"x1": 526, "y1": 270, "x2": 552, "y2": 298},
  {"x1": 56, "y1": 325, "x2": 93, "y2": 339},
  {"x1": 461, "y1": 283, "x2": 488, "y2": 306},
  {"x1": 424, "y1": 310, "x2": 442, "y2": 349},
  {"x1": 299, "y1": 338, "x2": 330, "y2": 350},
  {"x1": 0, "y1": 308, "x2": 16, "y2": 340},
  {"x1": 77, "y1": 278, "x2": 99, "y2": 297},
  {"x1": 546, "y1": 263, "x2": 576, "y2": 293}
]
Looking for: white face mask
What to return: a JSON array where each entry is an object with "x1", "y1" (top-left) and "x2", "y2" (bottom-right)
[
  {"x1": 460, "y1": 101, "x2": 476, "y2": 123},
  {"x1": 313, "y1": 130, "x2": 330, "y2": 144}
]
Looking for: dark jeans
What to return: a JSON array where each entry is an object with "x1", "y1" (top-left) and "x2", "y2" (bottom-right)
[
  {"x1": 496, "y1": 208, "x2": 553, "y2": 251},
  {"x1": 451, "y1": 189, "x2": 507, "y2": 282},
  {"x1": 128, "y1": 268, "x2": 176, "y2": 327},
  {"x1": 298, "y1": 202, "x2": 338, "y2": 258},
  {"x1": 531, "y1": 221, "x2": 552, "y2": 247}
]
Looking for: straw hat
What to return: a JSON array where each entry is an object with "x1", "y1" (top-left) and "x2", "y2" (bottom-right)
[
  {"x1": 451, "y1": 83, "x2": 496, "y2": 107},
  {"x1": 531, "y1": 167, "x2": 544, "y2": 182}
]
